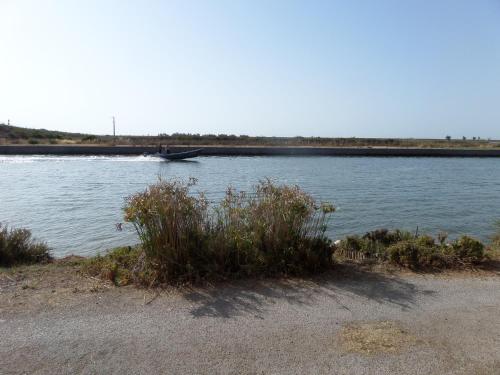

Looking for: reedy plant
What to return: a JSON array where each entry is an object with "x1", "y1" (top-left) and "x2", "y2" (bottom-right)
[
  {"x1": 211, "y1": 180, "x2": 335, "y2": 276},
  {"x1": 124, "y1": 178, "x2": 211, "y2": 282},
  {"x1": 124, "y1": 178, "x2": 335, "y2": 283}
]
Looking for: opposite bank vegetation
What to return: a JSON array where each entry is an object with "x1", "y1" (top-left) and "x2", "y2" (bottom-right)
[
  {"x1": 1, "y1": 179, "x2": 499, "y2": 286},
  {"x1": 2, "y1": 123, "x2": 500, "y2": 149}
]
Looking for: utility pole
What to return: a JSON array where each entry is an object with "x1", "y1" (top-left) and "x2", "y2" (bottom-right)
[{"x1": 111, "y1": 116, "x2": 116, "y2": 146}]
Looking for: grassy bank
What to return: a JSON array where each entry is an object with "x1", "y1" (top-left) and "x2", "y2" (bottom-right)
[
  {"x1": 81, "y1": 179, "x2": 499, "y2": 286},
  {"x1": 83, "y1": 228, "x2": 500, "y2": 287},
  {"x1": 2, "y1": 180, "x2": 499, "y2": 286}
]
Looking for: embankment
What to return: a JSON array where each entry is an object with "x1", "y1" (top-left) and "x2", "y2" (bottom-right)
[{"x1": 1, "y1": 144, "x2": 500, "y2": 157}]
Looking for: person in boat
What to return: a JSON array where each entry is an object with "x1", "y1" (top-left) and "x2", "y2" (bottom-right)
[{"x1": 157, "y1": 144, "x2": 171, "y2": 154}]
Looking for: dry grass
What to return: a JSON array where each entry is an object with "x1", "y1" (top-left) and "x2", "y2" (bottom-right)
[
  {"x1": 339, "y1": 321, "x2": 418, "y2": 355},
  {"x1": 0, "y1": 256, "x2": 116, "y2": 314}
]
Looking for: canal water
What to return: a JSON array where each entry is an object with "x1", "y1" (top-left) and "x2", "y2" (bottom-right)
[{"x1": 1, "y1": 155, "x2": 499, "y2": 257}]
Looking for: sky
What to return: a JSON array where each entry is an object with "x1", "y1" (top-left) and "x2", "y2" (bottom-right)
[{"x1": 1, "y1": 0, "x2": 500, "y2": 138}]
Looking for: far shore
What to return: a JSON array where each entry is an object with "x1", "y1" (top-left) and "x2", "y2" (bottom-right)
[{"x1": 2, "y1": 144, "x2": 500, "y2": 157}]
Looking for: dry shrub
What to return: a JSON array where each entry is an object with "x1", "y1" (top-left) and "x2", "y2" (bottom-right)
[{"x1": 0, "y1": 223, "x2": 52, "y2": 267}]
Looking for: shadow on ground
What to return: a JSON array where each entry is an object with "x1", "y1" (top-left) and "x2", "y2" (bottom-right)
[{"x1": 182, "y1": 264, "x2": 437, "y2": 319}]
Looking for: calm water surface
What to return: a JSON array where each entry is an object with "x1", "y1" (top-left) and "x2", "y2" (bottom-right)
[{"x1": 1, "y1": 155, "x2": 499, "y2": 257}]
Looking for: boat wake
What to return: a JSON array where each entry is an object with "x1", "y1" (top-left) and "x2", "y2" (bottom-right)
[{"x1": 0, "y1": 155, "x2": 163, "y2": 163}]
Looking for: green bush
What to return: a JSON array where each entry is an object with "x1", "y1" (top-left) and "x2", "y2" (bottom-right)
[
  {"x1": 447, "y1": 236, "x2": 484, "y2": 264},
  {"x1": 338, "y1": 235, "x2": 366, "y2": 252},
  {"x1": 362, "y1": 228, "x2": 413, "y2": 246},
  {"x1": 0, "y1": 223, "x2": 52, "y2": 267},
  {"x1": 337, "y1": 229, "x2": 414, "y2": 259},
  {"x1": 337, "y1": 229, "x2": 486, "y2": 269},
  {"x1": 387, "y1": 237, "x2": 446, "y2": 269},
  {"x1": 123, "y1": 179, "x2": 335, "y2": 284}
]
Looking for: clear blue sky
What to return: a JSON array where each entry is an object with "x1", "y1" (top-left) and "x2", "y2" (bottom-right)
[{"x1": 1, "y1": 0, "x2": 500, "y2": 138}]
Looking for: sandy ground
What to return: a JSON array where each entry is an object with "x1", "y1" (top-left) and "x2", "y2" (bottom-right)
[{"x1": 1, "y1": 262, "x2": 500, "y2": 375}]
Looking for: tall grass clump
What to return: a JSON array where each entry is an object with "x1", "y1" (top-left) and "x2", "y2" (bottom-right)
[
  {"x1": 0, "y1": 223, "x2": 52, "y2": 267},
  {"x1": 210, "y1": 182, "x2": 335, "y2": 276},
  {"x1": 124, "y1": 178, "x2": 210, "y2": 283},
  {"x1": 124, "y1": 179, "x2": 335, "y2": 284}
]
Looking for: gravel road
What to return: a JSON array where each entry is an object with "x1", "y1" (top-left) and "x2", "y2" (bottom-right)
[{"x1": 1, "y1": 268, "x2": 499, "y2": 374}]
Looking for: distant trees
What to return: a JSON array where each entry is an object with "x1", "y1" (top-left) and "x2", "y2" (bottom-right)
[{"x1": 461, "y1": 136, "x2": 485, "y2": 141}]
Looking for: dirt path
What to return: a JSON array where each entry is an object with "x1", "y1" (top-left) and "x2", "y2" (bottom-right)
[{"x1": 1, "y1": 264, "x2": 500, "y2": 374}]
